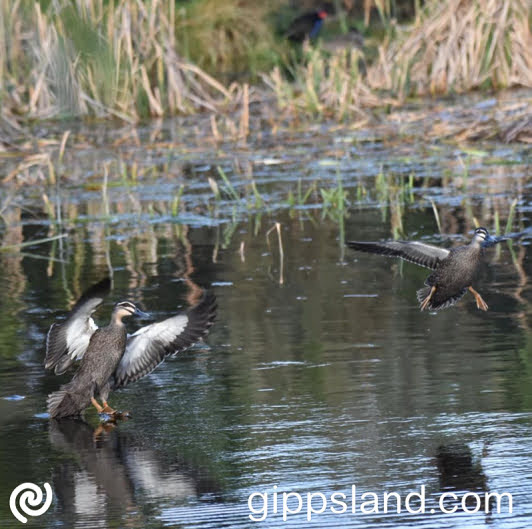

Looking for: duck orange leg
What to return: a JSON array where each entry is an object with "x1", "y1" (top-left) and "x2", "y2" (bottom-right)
[
  {"x1": 468, "y1": 286, "x2": 488, "y2": 311},
  {"x1": 91, "y1": 397, "x2": 104, "y2": 413},
  {"x1": 420, "y1": 286, "x2": 436, "y2": 311}
]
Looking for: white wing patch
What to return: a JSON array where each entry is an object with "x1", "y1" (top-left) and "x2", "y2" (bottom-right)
[
  {"x1": 65, "y1": 317, "x2": 97, "y2": 360},
  {"x1": 115, "y1": 314, "x2": 189, "y2": 382},
  {"x1": 128, "y1": 314, "x2": 188, "y2": 349},
  {"x1": 112, "y1": 291, "x2": 217, "y2": 388},
  {"x1": 407, "y1": 241, "x2": 450, "y2": 260},
  {"x1": 45, "y1": 278, "x2": 111, "y2": 374}
]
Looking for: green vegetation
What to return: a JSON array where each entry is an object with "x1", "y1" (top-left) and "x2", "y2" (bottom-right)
[
  {"x1": 175, "y1": 0, "x2": 286, "y2": 78},
  {"x1": 1, "y1": 0, "x2": 530, "y2": 127}
]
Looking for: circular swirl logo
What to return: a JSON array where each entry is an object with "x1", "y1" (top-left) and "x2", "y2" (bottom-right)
[{"x1": 9, "y1": 482, "x2": 53, "y2": 524}]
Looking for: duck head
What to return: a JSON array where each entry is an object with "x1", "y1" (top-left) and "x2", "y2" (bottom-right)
[
  {"x1": 472, "y1": 227, "x2": 499, "y2": 248},
  {"x1": 112, "y1": 301, "x2": 150, "y2": 324}
]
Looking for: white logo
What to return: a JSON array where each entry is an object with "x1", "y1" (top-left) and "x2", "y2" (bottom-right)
[{"x1": 9, "y1": 482, "x2": 53, "y2": 524}]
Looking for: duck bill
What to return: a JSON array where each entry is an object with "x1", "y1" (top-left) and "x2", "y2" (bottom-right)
[
  {"x1": 134, "y1": 307, "x2": 150, "y2": 318},
  {"x1": 482, "y1": 234, "x2": 503, "y2": 247}
]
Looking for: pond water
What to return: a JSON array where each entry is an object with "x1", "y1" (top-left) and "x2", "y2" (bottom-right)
[{"x1": 0, "y1": 108, "x2": 531, "y2": 528}]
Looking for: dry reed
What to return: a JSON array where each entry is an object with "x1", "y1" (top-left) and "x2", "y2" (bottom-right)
[
  {"x1": 0, "y1": 0, "x2": 235, "y2": 121},
  {"x1": 368, "y1": 0, "x2": 532, "y2": 97},
  {"x1": 0, "y1": 0, "x2": 530, "y2": 143}
]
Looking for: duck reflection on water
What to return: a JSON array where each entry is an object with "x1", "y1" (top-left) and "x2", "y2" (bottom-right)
[{"x1": 49, "y1": 419, "x2": 222, "y2": 524}]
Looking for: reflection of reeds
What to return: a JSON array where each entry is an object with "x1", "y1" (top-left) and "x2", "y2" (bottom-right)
[{"x1": 0, "y1": 137, "x2": 528, "y2": 267}]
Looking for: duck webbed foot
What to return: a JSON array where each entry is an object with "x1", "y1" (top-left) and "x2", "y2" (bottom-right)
[
  {"x1": 468, "y1": 286, "x2": 488, "y2": 311},
  {"x1": 99, "y1": 401, "x2": 130, "y2": 422},
  {"x1": 420, "y1": 286, "x2": 436, "y2": 311}
]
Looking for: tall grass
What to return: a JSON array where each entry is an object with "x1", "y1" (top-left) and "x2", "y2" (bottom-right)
[
  {"x1": 0, "y1": 0, "x2": 530, "y2": 128},
  {"x1": 1, "y1": 0, "x2": 235, "y2": 121},
  {"x1": 262, "y1": 45, "x2": 386, "y2": 121},
  {"x1": 369, "y1": 0, "x2": 532, "y2": 96}
]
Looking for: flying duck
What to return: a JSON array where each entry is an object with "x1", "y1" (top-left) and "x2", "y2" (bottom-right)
[
  {"x1": 347, "y1": 227, "x2": 503, "y2": 311},
  {"x1": 45, "y1": 278, "x2": 216, "y2": 419}
]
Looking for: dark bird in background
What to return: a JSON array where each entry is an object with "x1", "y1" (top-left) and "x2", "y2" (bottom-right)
[
  {"x1": 286, "y1": 6, "x2": 334, "y2": 43},
  {"x1": 347, "y1": 227, "x2": 504, "y2": 311},
  {"x1": 45, "y1": 278, "x2": 216, "y2": 419}
]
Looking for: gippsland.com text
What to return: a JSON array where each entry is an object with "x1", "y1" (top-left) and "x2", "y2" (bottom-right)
[{"x1": 247, "y1": 485, "x2": 513, "y2": 522}]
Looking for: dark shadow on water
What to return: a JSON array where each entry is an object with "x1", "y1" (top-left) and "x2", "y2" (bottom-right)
[{"x1": 435, "y1": 443, "x2": 494, "y2": 516}]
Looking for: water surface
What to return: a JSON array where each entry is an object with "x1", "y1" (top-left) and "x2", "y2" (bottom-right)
[{"x1": 0, "y1": 110, "x2": 531, "y2": 528}]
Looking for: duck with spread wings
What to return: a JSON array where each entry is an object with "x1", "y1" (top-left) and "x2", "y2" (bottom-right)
[
  {"x1": 347, "y1": 227, "x2": 504, "y2": 311},
  {"x1": 45, "y1": 278, "x2": 216, "y2": 420}
]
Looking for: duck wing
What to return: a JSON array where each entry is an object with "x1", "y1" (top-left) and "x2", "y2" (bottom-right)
[
  {"x1": 112, "y1": 291, "x2": 217, "y2": 389},
  {"x1": 45, "y1": 278, "x2": 111, "y2": 374},
  {"x1": 347, "y1": 240, "x2": 450, "y2": 270}
]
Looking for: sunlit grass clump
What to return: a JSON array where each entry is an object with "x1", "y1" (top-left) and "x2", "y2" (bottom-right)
[{"x1": 176, "y1": 0, "x2": 285, "y2": 79}]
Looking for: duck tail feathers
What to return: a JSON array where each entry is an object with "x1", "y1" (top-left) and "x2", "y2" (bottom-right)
[
  {"x1": 47, "y1": 385, "x2": 89, "y2": 419},
  {"x1": 416, "y1": 286, "x2": 467, "y2": 311},
  {"x1": 416, "y1": 286, "x2": 432, "y2": 307}
]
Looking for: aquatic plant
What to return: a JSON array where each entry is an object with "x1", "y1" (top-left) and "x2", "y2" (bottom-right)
[{"x1": 262, "y1": 44, "x2": 382, "y2": 120}]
